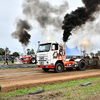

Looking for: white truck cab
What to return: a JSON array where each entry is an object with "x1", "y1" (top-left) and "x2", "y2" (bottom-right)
[{"x1": 37, "y1": 41, "x2": 86, "y2": 73}]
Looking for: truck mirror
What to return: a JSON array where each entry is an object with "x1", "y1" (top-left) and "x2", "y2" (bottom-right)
[{"x1": 52, "y1": 45, "x2": 55, "y2": 50}]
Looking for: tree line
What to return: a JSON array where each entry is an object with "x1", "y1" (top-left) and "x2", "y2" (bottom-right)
[
  {"x1": 0, "y1": 47, "x2": 100, "y2": 57},
  {"x1": 0, "y1": 47, "x2": 35, "y2": 57}
]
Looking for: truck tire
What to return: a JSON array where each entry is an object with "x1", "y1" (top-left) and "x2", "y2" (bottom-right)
[
  {"x1": 42, "y1": 68, "x2": 49, "y2": 72},
  {"x1": 30, "y1": 58, "x2": 36, "y2": 64},
  {"x1": 76, "y1": 60, "x2": 86, "y2": 71},
  {"x1": 54, "y1": 63, "x2": 63, "y2": 73}
]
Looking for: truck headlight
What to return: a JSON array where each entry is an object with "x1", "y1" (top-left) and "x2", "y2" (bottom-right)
[
  {"x1": 46, "y1": 61, "x2": 49, "y2": 64},
  {"x1": 51, "y1": 63, "x2": 54, "y2": 65}
]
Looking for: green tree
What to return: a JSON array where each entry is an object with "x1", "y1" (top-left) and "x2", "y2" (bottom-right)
[
  {"x1": 27, "y1": 49, "x2": 30, "y2": 55},
  {"x1": 30, "y1": 49, "x2": 35, "y2": 55},
  {"x1": 13, "y1": 52, "x2": 20, "y2": 57},
  {"x1": 27, "y1": 48, "x2": 35, "y2": 55},
  {"x1": 95, "y1": 51, "x2": 100, "y2": 56},
  {"x1": 0, "y1": 48, "x2": 5, "y2": 55},
  {"x1": 0, "y1": 51, "x2": 3, "y2": 55},
  {"x1": 5, "y1": 47, "x2": 11, "y2": 55},
  {"x1": 90, "y1": 52, "x2": 94, "y2": 57}
]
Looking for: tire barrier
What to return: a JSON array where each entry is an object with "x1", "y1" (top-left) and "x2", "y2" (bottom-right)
[
  {"x1": 28, "y1": 87, "x2": 45, "y2": 95},
  {"x1": 81, "y1": 82, "x2": 92, "y2": 86}
]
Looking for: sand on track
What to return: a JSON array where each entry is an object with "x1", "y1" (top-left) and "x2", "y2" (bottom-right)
[{"x1": 0, "y1": 68, "x2": 100, "y2": 93}]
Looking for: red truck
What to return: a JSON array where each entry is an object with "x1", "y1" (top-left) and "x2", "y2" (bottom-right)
[{"x1": 19, "y1": 56, "x2": 36, "y2": 64}]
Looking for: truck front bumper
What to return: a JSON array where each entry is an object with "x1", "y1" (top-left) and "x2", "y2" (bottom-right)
[{"x1": 37, "y1": 65, "x2": 55, "y2": 69}]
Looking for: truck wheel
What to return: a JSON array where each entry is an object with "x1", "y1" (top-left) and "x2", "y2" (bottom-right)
[
  {"x1": 76, "y1": 60, "x2": 86, "y2": 71},
  {"x1": 54, "y1": 63, "x2": 63, "y2": 73},
  {"x1": 30, "y1": 58, "x2": 36, "y2": 64},
  {"x1": 42, "y1": 68, "x2": 49, "y2": 72}
]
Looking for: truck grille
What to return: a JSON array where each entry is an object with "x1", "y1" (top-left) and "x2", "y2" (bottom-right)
[
  {"x1": 39, "y1": 57, "x2": 44, "y2": 60},
  {"x1": 39, "y1": 61, "x2": 44, "y2": 65}
]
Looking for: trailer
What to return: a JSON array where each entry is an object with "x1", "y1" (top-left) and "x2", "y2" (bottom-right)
[{"x1": 36, "y1": 41, "x2": 87, "y2": 73}]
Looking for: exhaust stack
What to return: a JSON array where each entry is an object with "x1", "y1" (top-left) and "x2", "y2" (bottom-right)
[{"x1": 63, "y1": 42, "x2": 66, "y2": 61}]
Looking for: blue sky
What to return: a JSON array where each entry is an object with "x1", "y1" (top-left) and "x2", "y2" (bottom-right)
[{"x1": 2, "y1": 0, "x2": 100, "y2": 54}]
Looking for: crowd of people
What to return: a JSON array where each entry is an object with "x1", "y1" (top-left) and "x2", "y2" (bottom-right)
[{"x1": 0, "y1": 55, "x2": 15, "y2": 65}]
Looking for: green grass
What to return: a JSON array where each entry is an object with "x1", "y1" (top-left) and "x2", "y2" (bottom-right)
[
  {"x1": 0, "y1": 62, "x2": 14, "y2": 64},
  {"x1": 0, "y1": 77, "x2": 100, "y2": 100}
]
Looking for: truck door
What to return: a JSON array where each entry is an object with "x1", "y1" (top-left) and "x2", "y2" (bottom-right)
[{"x1": 52, "y1": 44, "x2": 59, "y2": 59}]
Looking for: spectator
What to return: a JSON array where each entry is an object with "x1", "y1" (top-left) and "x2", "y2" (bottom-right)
[
  {"x1": 3, "y1": 57, "x2": 8, "y2": 65},
  {"x1": 69, "y1": 56, "x2": 74, "y2": 61}
]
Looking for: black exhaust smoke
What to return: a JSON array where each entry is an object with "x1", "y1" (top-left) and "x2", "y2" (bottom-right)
[
  {"x1": 62, "y1": 0, "x2": 100, "y2": 42},
  {"x1": 12, "y1": 0, "x2": 68, "y2": 47},
  {"x1": 12, "y1": 19, "x2": 32, "y2": 46}
]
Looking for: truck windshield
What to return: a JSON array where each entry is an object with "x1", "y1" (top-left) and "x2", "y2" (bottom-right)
[{"x1": 37, "y1": 43, "x2": 51, "y2": 52}]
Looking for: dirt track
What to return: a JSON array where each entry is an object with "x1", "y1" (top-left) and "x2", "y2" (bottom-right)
[{"x1": 0, "y1": 68, "x2": 100, "y2": 93}]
